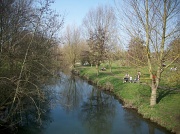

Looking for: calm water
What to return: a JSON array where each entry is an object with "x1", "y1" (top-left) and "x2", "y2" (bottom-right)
[{"x1": 18, "y1": 73, "x2": 172, "y2": 134}]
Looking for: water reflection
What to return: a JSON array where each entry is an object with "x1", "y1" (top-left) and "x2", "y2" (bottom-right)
[
  {"x1": 123, "y1": 109, "x2": 142, "y2": 134},
  {"x1": 17, "y1": 92, "x2": 55, "y2": 133},
  {"x1": 17, "y1": 73, "x2": 172, "y2": 134},
  {"x1": 80, "y1": 88, "x2": 116, "y2": 134},
  {"x1": 58, "y1": 75, "x2": 82, "y2": 112},
  {"x1": 123, "y1": 108, "x2": 171, "y2": 134}
]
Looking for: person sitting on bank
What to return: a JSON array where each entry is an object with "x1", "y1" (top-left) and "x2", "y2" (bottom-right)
[
  {"x1": 123, "y1": 73, "x2": 129, "y2": 83},
  {"x1": 129, "y1": 76, "x2": 133, "y2": 83},
  {"x1": 137, "y1": 71, "x2": 141, "y2": 82},
  {"x1": 100, "y1": 67, "x2": 106, "y2": 71}
]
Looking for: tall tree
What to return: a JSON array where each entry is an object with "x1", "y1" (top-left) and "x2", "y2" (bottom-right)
[
  {"x1": 106, "y1": 37, "x2": 119, "y2": 73},
  {"x1": 0, "y1": 0, "x2": 64, "y2": 128},
  {"x1": 167, "y1": 38, "x2": 180, "y2": 63},
  {"x1": 116, "y1": 0, "x2": 180, "y2": 106},
  {"x1": 83, "y1": 5, "x2": 117, "y2": 76},
  {"x1": 62, "y1": 25, "x2": 81, "y2": 70},
  {"x1": 127, "y1": 36, "x2": 147, "y2": 66}
]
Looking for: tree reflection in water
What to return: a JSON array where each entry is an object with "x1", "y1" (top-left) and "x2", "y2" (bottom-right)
[
  {"x1": 79, "y1": 87, "x2": 116, "y2": 134},
  {"x1": 123, "y1": 109, "x2": 142, "y2": 134},
  {"x1": 57, "y1": 73, "x2": 117, "y2": 134},
  {"x1": 123, "y1": 108, "x2": 163, "y2": 134},
  {"x1": 17, "y1": 77, "x2": 60, "y2": 134},
  {"x1": 58, "y1": 74, "x2": 84, "y2": 112},
  {"x1": 17, "y1": 73, "x2": 172, "y2": 134}
]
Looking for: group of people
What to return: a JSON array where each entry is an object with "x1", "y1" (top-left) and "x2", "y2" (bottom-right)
[
  {"x1": 123, "y1": 71, "x2": 141, "y2": 83},
  {"x1": 170, "y1": 66, "x2": 177, "y2": 71}
]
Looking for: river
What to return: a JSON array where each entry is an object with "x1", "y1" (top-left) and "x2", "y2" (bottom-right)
[{"x1": 18, "y1": 73, "x2": 172, "y2": 134}]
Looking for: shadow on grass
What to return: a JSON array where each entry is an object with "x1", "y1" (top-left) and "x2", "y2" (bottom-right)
[{"x1": 157, "y1": 89, "x2": 177, "y2": 103}]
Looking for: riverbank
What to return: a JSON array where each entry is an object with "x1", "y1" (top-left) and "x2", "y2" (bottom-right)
[{"x1": 73, "y1": 66, "x2": 180, "y2": 134}]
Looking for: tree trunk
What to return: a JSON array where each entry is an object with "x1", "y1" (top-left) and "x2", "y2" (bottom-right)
[
  {"x1": 73, "y1": 58, "x2": 75, "y2": 69},
  {"x1": 109, "y1": 60, "x2": 112, "y2": 73},
  {"x1": 96, "y1": 64, "x2": 99, "y2": 76},
  {"x1": 150, "y1": 81, "x2": 157, "y2": 106}
]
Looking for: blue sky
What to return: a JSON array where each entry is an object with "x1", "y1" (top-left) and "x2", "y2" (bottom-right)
[{"x1": 51, "y1": 0, "x2": 115, "y2": 27}]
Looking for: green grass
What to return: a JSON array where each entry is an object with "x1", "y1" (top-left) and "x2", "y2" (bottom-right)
[{"x1": 76, "y1": 64, "x2": 180, "y2": 133}]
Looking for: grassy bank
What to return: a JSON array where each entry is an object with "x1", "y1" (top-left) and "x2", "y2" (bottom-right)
[{"x1": 75, "y1": 65, "x2": 180, "y2": 134}]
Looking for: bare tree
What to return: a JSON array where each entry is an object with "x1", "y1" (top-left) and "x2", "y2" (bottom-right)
[
  {"x1": 79, "y1": 40, "x2": 91, "y2": 65},
  {"x1": 127, "y1": 36, "x2": 147, "y2": 67},
  {"x1": 62, "y1": 25, "x2": 81, "y2": 70},
  {"x1": 83, "y1": 5, "x2": 117, "y2": 76},
  {"x1": 0, "y1": 0, "x2": 64, "y2": 129},
  {"x1": 106, "y1": 35, "x2": 119, "y2": 73},
  {"x1": 167, "y1": 38, "x2": 180, "y2": 63},
  {"x1": 116, "y1": 0, "x2": 180, "y2": 106}
]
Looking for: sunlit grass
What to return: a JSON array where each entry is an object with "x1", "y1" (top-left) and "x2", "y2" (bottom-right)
[{"x1": 76, "y1": 62, "x2": 180, "y2": 133}]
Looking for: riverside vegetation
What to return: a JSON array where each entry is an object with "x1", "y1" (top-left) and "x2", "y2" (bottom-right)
[{"x1": 74, "y1": 62, "x2": 180, "y2": 134}]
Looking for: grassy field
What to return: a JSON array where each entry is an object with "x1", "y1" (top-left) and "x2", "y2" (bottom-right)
[{"x1": 75, "y1": 61, "x2": 180, "y2": 134}]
